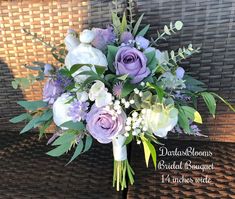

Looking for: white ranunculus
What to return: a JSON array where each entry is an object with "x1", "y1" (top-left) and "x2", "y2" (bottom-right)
[
  {"x1": 112, "y1": 134, "x2": 127, "y2": 161},
  {"x1": 88, "y1": 80, "x2": 112, "y2": 107},
  {"x1": 64, "y1": 29, "x2": 80, "y2": 51},
  {"x1": 79, "y1": 29, "x2": 95, "y2": 44},
  {"x1": 65, "y1": 42, "x2": 108, "y2": 83},
  {"x1": 142, "y1": 105, "x2": 178, "y2": 138},
  {"x1": 76, "y1": 91, "x2": 88, "y2": 102},
  {"x1": 53, "y1": 93, "x2": 73, "y2": 129}
]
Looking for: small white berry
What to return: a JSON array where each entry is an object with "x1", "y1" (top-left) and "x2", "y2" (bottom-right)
[
  {"x1": 117, "y1": 109, "x2": 122, "y2": 114},
  {"x1": 134, "y1": 88, "x2": 139, "y2": 94},
  {"x1": 132, "y1": 131, "x2": 137, "y2": 136},
  {"x1": 121, "y1": 98, "x2": 126, "y2": 104},
  {"x1": 140, "y1": 82, "x2": 145, "y2": 86},
  {"x1": 143, "y1": 126, "x2": 148, "y2": 131},
  {"x1": 132, "y1": 112, "x2": 138, "y2": 118},
  {"x1": 125, "y1": 126, "x2": 131, "y2": 131},
  {"x1": 137, "y1": 140, "x2": 141, "y2": 145},
  {"x1": 130, "y1": 99, "x2": 135, "y2": 104},
  {"x1": 114, "y1": 100, "x2": 120, "y2": 105},
  {"x1": 139, "y1": 91, "x2": 143, "y2": 97},
  {"x1": 125, "y1": 102, "x2": 130, "y2": 108},
  {"x1": 124, "y1": 132, "x2": 129, "y2": 137}
]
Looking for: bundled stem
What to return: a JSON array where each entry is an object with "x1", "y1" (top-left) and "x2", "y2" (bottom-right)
[{"x1": 113, "y1": 159, "x2": 134, "y2": 191}]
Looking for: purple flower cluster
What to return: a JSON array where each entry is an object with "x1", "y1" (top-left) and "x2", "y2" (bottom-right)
[
  {"x1": 55, "y1": 72, "x2": 73, "y2": 90},
  {"x1": 67, "y1": 99, "x2": 89, "y2": 122},
  {"x1": 92, "y1": 26, "x2": 116, "y2": 51},
  {"x1": 43, "y1": 79, "x2": 63, "y2": 105}
]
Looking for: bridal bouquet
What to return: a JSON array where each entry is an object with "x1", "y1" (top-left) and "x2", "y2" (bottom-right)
[{"x1": 10, "y1": 2, "x2": 234, "y2": 191}]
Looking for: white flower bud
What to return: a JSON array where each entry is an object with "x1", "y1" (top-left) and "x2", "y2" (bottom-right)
[
  {"x1": 130, "y1": 99, "x2": 135, "y2": 104},
  {"x1": 80, "y1": 29, "x2": 95, "y2": 43},
  {"x1": 134, "y1": 88, "x2": 139, "y2": 94},
  {"x1": 137, "y1": 140, "x2": 141, "y2": 145},
  {"x1": 132, "y1": 112, "x2": 138, "y2": 118},
  {"x1": 124, "y1": 132, "x2": 129, "y2": 137},
  {"x1": 125, "y1": 126, "x2": 131, "y2": 131},
  {"x1": 125, "y1": 102, "x2": 130, "y2": 108}
]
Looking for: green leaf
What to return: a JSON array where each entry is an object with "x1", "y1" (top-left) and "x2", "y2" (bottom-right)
[
  {"x1": 142, "y1": 138, "x2": 151, "y2": 167},
  {"x1": 112, "y1": 12, "x2": 121, "y2": 35},
  {"x1": 11, "y1": 81, "x2": 18, "y2": 89},
  {"x1": 17, "y1": 100, "x2": 47, "y2": 111},
  {"x1": 121, "y1": 81, "x2": 136, "y2": 98},
  {"x1": 67, "y1": 140, "x2": 84, "y2": 164},
  {"x1": 60, "y1": 121, "x2": 85, "y2": 131},
  {"x1": 164, "y1": 25, "x2": 171, "y2": 35},
  {"x1": 211, "y1": 92, "x2": 235, "y2": 113},
  {"x1": 181, "y1": 106, "x2": 202, "y2": 124},
  {"x1": 124, "y1": 134, "x2": 133, "y2": 145},
  {"x1": 83, "y1": 135, "x2": 93, "y2": 153},
  {"x1": 46, "y1": 142, "x2": 71, "y2": 157},
  {"x1": 39, "y1": 119, "x2": 53, "y2": 138},
  {"x1": 146, "y1": 82, "x2": 164, "y2": 103},
  {"x1": 20, "y1": 116, "x2": 42, "y2": 134},
  {"x1": 37, "y1": 110, "x2": 53, "y2": 124},
  {"x1": 10, "y1": 113, "x2": 31, "y2": 123},
  {"x1": 117, "y1": 74, "x2": 129, "y2": 81},
  {"x1": 25, "y1": 66, "x2": 42, "y2": 71},
  {"x1": 200, "y1": 92, "x2": 216, "y2": 117},
  {"x1": 175, "y1": 21, "x2": 183, "y2": 30},
  {"x1": 146, "y1": 141, "x2": 157, "y2": 169},
  {"x1": 144, "y1": 50, "x2": 157, "y2": 71},
  {"x1": 121, "y1": 12, "x2": 127, "y2": 33},
  {"x1": 137, "y1": 24, "x2": 150, "y2": 36},
  {"x1": 107, "y1": 45, "x2": 118, "y2": 73},
  {"x1": 52, "y1": 133, "x2": 77, "y2": 146},
  {"x1": 178, "y1": 109, "x2": 190, "y2": 133},
  {"x1": 132, "y1": 13, "x2": 144, "y2": 36}
]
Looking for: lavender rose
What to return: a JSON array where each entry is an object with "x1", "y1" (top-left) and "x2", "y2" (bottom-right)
[
  {"x1": 86, "y1": 105, "x2": 126, "y2": 144},
  {"x1": 43, "y1": 78, "x2": 63, "y2": 105},
  {"x1": 115, "y1": 46, "x2": 150, "y2": 83}
]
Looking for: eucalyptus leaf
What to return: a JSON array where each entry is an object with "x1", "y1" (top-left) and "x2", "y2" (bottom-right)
[
  {"x1": 17, "y1": 100, "x2": 47, "y2": 111},
  {"x1": 83, "y1": 135, "x2": 93, "y2": 153},
  {"x1": 46, "y1": 142, "x2": 71, "y2": 157},
  {"x1": 132, "y1": 13, "x2": 144, "y2": 36},
  {"x1": 10, "y1": 113, "x2": 31, "y2": 123},
  {"x1": 175, "y1": 21, "x2": 183, "y2": 30},
  {"x1": 60, "y1": 121, "x2": 85, "y2": 131},
  {"x1": 137, "y1": 24, "x2": 150, "y2": 37},
  {"x1": 67, "y1": 140, "x2": 84, "y2": 164},
  {"x1": 200, "y1": 92, "x2": 216, "y2": 117}
]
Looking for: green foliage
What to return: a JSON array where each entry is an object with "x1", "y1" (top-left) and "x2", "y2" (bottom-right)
[
  {"x1": 144, "y1": 50, "x2": 157, "y2": 71},
  {"x1": 20, "y1": 116, "x2": 42, "y2": 134},
  {"x1": 180, "y1": 106, "x2": 202, "y2": 124},
  {"x1": 184, "y1": 75, "x2": 206, "y2": 92},
  {"x1": 146, "y1": 82, "x2": 164, "y2": 103},
  {"x1": 200, "y1": 92, "x2": 216, "y2": 117},
  {"x1": 137, "y1": 24, "x2": 150, "y2": 37},
  {"x1": 178, "y1": 108, "x2": 191, "y2": 133},
  {"x1": 67, "y1": 140, "x2": 84, "y2": 164},
  {"x1": 10, "y1": 113, "x2": 31, "y2": 123},
  {"x1": 120, "y1": 12, "x2": 128, "y2": 33},
  {"x1": 60, "y1": 121, "x2": 85, "y2": 131},
  {"x1": 107, "y1": 45, "x2": 118, "y2": 73},
  {"x1": 132, "y1": 13, "x2": 144, "y2": 36},
  {"x1": 112, "y1": 12, "x2": 121, "y2": 36},
  {"x1": 124, "y1": 134, "x2": 133, "y2": 145},
  {"x1": 151, "y1": 21, "x2": 184, "y2": 45},
  {"x1": 121, "y1": 81, "x2": 136, "y2": 98},
  {"x1": 141, "y1": 136, "x2": 157, "y2": 169},
  {"x1": 211, "y1": 92, "x2": 235, "y2": 113},
  {"x1": 17, "y1": 100, "x2": 48, "y2": 111}
]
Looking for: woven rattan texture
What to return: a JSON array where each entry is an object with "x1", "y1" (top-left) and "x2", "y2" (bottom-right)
[
  {"x1": 127, "y1": 141, "x2": 235, "y2": 199},
  {"x1": 0, "y1": 131, "x2": 122, "y2": 199},
  {"x1": 133, "y1": 0, "x2": 235, "y2": 142},
  {"x1": 0, "y1": 0, "x2": 126, "y2": 131}
]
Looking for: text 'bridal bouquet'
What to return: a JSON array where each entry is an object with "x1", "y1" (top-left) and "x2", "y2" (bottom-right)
[{"x1": 10, "y1": 1, "x2": 235, "y2": 191}]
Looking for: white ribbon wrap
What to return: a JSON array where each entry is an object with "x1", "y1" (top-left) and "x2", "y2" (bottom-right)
[{"x1": 112, "y1": 135, "x2": 127, "y2": 161}]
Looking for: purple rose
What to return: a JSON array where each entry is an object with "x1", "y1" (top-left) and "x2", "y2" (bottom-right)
[
  {"x1": 115, "y1": 46, "x2": 150, "y2": 83},
  {"x1": 43, "y1": 78, "x2": 63, "y2": 105},
  {"x1": 120, "y1": 31, "x2": 134, "y2": 44},
  {"x1": 135, "y1": 36, "x2": 150, "y2": 49},
  {"x1": 86, "y1": 105, "x2": 126, "y2": 144},
  {"x1": 91, "y1": 26, "x2": 115, "y2": 51}
]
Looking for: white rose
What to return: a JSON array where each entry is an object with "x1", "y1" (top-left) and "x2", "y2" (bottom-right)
[
  {"x1": 143, "y1": 105, "x2": 178, "y2": 137},
  {"x1": 79, "y1": 29, "x2": 95, "y2": 43},
  {"x1": 53, "y1": 93, "x2": 73, "y2": 129},
  {"x1": 65, "y1": 43, "x2": 108, "y2": 83},
  {"x1": 88, "y1": 80, "x2": 112, "y2": 107},
  {"x1": 64, "y1": 29, "x2": 80, "y2": 51},
  {"x1": 76, "y1": 91, "x2": 88, "y2": 102}
]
